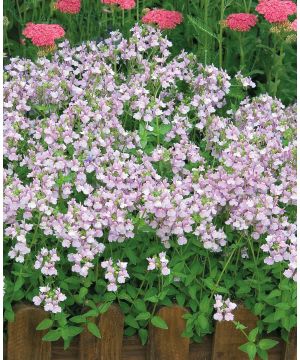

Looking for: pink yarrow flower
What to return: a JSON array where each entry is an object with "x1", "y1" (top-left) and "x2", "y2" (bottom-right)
[
  {"x1": 54, "y1": 0, "x2": 81, "y2": 14},
  {"x1": 225, "y1": 13, "x2": 257, "y2": 31},
  {"x1": 291, "y1": 18, "x2": 297, "y2": 31},
  {"x1": 142, "y1": 9, "x2": 183, "y2": 29},
  {"x1": 101, "y1": 0, "x2": 135, "y2": 9},
  {"x1": 22, "y1": 23, "x2": 65, "y2": 47},
  {"x1": 256, "y1": 0, "x2": 297, "y2": 23}
]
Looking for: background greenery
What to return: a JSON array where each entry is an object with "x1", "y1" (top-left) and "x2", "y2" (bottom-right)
[{"x1": 3, "y1": 0, "x2": 297, "y2": 104}]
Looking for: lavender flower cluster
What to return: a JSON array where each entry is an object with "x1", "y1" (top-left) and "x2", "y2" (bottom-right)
[
  {"x1": 101, "y1": 259, "x2": 130, "y2": 292},
  {"x1": 4, "y1": 25, "x2": 297, "y2": 312},
  {"x1": 147, "y1": 252, "x2": 170, "y2": 275},
  {"x1": 213, "y1": 294, "x2": 237, "y2": 321}
]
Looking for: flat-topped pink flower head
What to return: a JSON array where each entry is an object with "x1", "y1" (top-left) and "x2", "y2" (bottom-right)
[
  {"x1": 142, "y1": 9, "x2": 183, "y2": 29},
  {"x1": 54, "y1": 0, "x2": 81, "y2": 14},
  {"x1": 225, "y1": 13, "x2": 258, "y2": 31},
  {"x1": 101, "y1": 0, "x2": 135, "y2": 9},
  {"x1": 291, "y1": 18, "x2": 297, "y2": 31},
  {"x1": 256, "y1": 0, "x2": 297, "y2": 23},
  {"x1": 23, "y1": 23, "x2": 65, "y2": 47}
]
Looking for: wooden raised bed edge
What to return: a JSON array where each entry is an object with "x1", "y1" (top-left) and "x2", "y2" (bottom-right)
[{"x1": 5, "y1": 303, "x2": 296, "y2": 360}]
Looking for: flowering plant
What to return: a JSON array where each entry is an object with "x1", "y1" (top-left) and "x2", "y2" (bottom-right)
[{"x1": 4, "y1": 25, "x2": 296, "y2": 353}]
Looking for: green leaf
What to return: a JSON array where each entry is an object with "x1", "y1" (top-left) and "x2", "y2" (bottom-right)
[
  {"x1": 134, "y1": 299, "x2": 147, "y2": 312},
  {"x1": 258, "y1": 339, "x2": 279, "y2": 351},
  {"x1": 70, "y1": 315, "x2": 87, "y2": 324},
  {"x1": 151, "y1": 316, "x2": 168, "y2": 330},
  {"x1": 36, "y1": 318, "x2": 53, "y2": 331},
  {"x1": 235, "y1": 321, "x2": 247, "y2": 331},
  {"x1": 84, "y1": 309, "x2": 99, "y2": 318},
  {"x1": 254, "y1": 303, "x2": 264, "y2": 315},
  {"x1": 14, "y1": 277, "x2": 24, "y2": 291},
  {"x1": 188, "y1": 286, "x2": 197, "y2": 300},
  {"x1": 79, "y1": 287, "x2": 88, "y2": 299},
  {"x1": 103, "y1": 292, "x2": 116, "y2": 302},
  {"x1": 136, "y1": 312, "x2": 151, "y2": 321},
  {"x1": 267, "y1": 289, "x2": 281, "y2": 299},
  {"x1": 239, "y1": 342, "x2": 257, "y2": 360},
  {"x1": 124, "y1": 247, "x2": 138, "y2": 265},
  {"x1": 146, "y1": 296, "x2": 158, "y2": 303},
  {"x1": 62, "y1": 326, "x2": 83, "y2": 337},
  {"x1": 197, "y1": 314, "x2": 208, "y2": 330},
  {"x1": 257, "y1": 348, "x2": 268, "y2": 360},
  {"x1": 98, "y1": 302, "x2": 112, "y2": 314},
  {"x1": 138, "y1": 328, "x2": 148, "y2": 345},
  {"x1": 248, "y1": 328, "x2": 259, "y2": 342},
  {"x1": 176, "y1": 293, "x2": 185, "y2": 307},
  {"x1": 125, "y1": 314, "x2": 139, "y2": 329},
  {"x1": 43, "y1": 329, "x2": 61, "y2": 342},
  {"x1": 188, "y1": 16, "x2": 219, "y2": 41},
  {"x1": 275, "y1": 303, "x2": 290, "y2": 310},
  {"x1": 87, "y1": 322, "x2": 101, "y2": 338},
  {"x1": 199, "y1": 296, "x2": 210, "y2": 313},
  {"x1": 274, "y1": 309, "x2": 286, "y2": 321},
  {"x1": 4, "y1": 308, "x2": 15, "y2": 322}
]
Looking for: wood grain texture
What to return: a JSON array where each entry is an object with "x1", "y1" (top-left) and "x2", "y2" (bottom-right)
[
  {"x1": 147, "y1": 305, "x2": 189, "y2": 360},
  {"x1": 79, "y1": 304, "x2": 124, "y2": 360},
  {"x1": 284, "y1": 327, "x2": 297, "y2": 360},
  {"x1": 50, "y1": 335, "x2": 285, "y2": 360},
  {"x1": 7, "y1": 304, "x2": 51, "y2": 360},
  {"x1": 212, "y1": 304, "x2": 257, "y2": 360}
]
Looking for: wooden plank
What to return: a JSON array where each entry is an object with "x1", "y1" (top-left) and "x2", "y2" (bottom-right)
[
  {"x1": 284, "y1": 328, "x2": 297, "y2": 360},
  {"x1": 79, "y1": 304, "x2": 124, "y2": 360},
  {"x1": 121, "y1": 336, "x2": 146, "y2": 360},
  {"x1": 212, "y1": 304, "x2": 257, "y2": 360},
  {"x1": 52, "y1": 339, "x2": 79, "y2": 360},
  {"x1": 7, "y1": 303, "x2": 51, "y2": 360},
  {"x1": 189, "y1": 337, "x2": 213, "y2": 360},
  {"x1": 147, "y1": 305, "x2": 189, "y2": 360},
  {"x1": 50, "y1": 335, "x2": 285, "y2": 360}
]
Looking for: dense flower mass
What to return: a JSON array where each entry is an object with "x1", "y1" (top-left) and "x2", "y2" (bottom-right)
[
  {"x1": 225, "y1": 13, "x2": 257, "y2": 31},
  {"x1": 3, "y1": 25, "x2": 296, "y2": 314},
  {"x1": 54, "y1": 0, "x2": 81, "y2": 14},
  {"x1": 142, "y1": 9, "x2": 183, "y2": 29},
  {"x1": 256, "y1": 0, "x2": 297, "y2": 23},
  {"x1": 22, "y1": 23, "x2": 65, "y2": 47}
]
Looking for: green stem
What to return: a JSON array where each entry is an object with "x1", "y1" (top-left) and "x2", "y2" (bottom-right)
[
  {"x1": 112, "y1": 6, "x2": 115, "y2": 28},
  {"x1": 239, "y1": 33, "x2": 245, "y2": 70},
  {"x1": 272, "y1": 41, "x2": 284, "y2": 97},
  {"x1": 204, "y1": 0, "x2": 209, "y2": 65},
  {"x1": 136, "y1": 0, "x2": 139, "y2": 21},
  {"x1": 210, "y1": 234, "x2": 244, "y2": 301},
  {"x1": 247, "y1": 0, "x2": 252, "y2": 12},
  {"x1": 233, "y1": 321, "x2": 249, "y2": 340},
  {"x1": 218, "y1": 0, "x2": 225, "y2": 68}
]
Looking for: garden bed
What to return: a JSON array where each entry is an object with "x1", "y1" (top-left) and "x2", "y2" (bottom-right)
[{"x1": 3, "y1": 7, "x2": 297, "y2": 360}]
